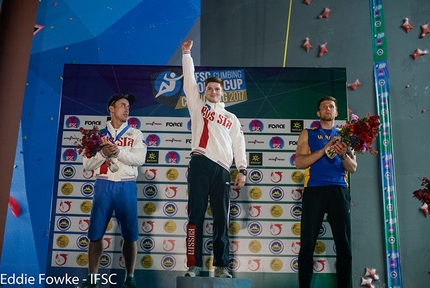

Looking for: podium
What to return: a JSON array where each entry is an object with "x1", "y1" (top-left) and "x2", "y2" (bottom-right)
[{"x1": 176, "y1": 276, "x2": 252, "y2": 288}]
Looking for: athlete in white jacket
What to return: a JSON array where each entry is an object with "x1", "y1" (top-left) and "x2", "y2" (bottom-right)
[
  {"x1": 182, "y1": 39, "x2": 247, "y2": 278},
  {"x1": 83, "y1": 121, "x2": 146, "y2": 182},
  {"x1": 81, "y1": 93, "x2": 146, "y2": 288}
]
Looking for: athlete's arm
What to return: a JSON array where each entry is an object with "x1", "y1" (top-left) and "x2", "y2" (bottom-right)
[{"x1": 295, "y1": 129, "x2": 335, "y2": 169}]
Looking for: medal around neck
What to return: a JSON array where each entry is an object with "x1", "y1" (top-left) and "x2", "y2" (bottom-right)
[
  {"x1": 108, "y1": 159, "x2": 119, "y2": 172},
  {"x1": 320, "y1": 127, "x2": 337, "y2": 159},
  {"x1": 325, "y1": 145, "x2": 337, "y2": 159}
]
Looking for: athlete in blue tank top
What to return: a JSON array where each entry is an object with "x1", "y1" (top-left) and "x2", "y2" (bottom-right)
[
  {"x1": 295, "y1": 96, "x2": 357, "y2": 288},
  {"x1": 305, "y1": 127, "x2": 347, "y2": 187}
]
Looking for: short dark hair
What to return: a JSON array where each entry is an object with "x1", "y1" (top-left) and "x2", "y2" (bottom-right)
[
  {"x1": 317, "y1": 96, "x2": 337, "y2": 111},
  {"x1": 205, "y1": 77, "x2": 224, "y2": 89}
]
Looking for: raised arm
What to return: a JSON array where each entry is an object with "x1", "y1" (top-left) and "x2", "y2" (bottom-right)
[
  {"x1": 182, "y1": 39, "x2": 193, "y2": 52},
  {"x1": 182, "y1": 39, "x2": 201, "y2": 113}
]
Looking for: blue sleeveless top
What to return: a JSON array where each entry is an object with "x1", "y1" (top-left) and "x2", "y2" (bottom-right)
[{"x1": 304, "y1": 127, "x2": 348, "y2": 187}]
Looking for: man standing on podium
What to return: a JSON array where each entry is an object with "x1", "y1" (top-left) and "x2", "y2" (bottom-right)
[
  {"x1": 295, "y1": 96, "x2": 357, "y2": 288},
  {"x1": 181, "y1": 39, "x2": 247, "y2": 278}
]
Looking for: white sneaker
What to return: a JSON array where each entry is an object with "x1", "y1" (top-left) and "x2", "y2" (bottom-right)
[
  {"x1": 214, "y1": 267, "x2": 232, "y2": 278},
  {"x1": 185, "y1": 266, "x2": 201, "y2": 277}
]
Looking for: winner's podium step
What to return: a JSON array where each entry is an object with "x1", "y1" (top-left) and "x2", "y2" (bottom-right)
[{"x1": 177, "y1": 276, "x2": 252, "y2": 288}]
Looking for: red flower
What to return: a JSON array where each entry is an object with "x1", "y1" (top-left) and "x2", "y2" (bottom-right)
[
  {"x1": 413, "y1": 178, "x2": 430, "y2": 204},
  {"x1": 336, "y1": 111, "x2": 381, "y2": 155},
  {"x1": 358, "y1": 132, "x2": 370, "y2": 142}
]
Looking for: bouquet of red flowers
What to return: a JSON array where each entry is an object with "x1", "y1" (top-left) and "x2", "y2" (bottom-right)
[
  {"x1": 337, "y1": 111, "x2": 381, "y2": 155},
  {"x1": 73, "y1": 126, "x2": 110, "y2": 158},
  {"x1": 412, "y1": 177, "x2": 430, "y2": 204}
]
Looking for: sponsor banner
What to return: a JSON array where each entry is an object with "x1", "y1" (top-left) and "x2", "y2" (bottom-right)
[
  {"x1": 141, "y1": 117, "x2": 190, "y2": 132},
  {"x1": 139, "y1": 184, "x2": 303, "y2": 203},
  {"x1": 139, "y1": 201, "x2": 305, "y2": 219},
  {"x1": 54, "y1": 215, "x2": 333, "y2": 242},
  {"x1": 229, "y1": 238, "x2": 336, "y2": 257},
  {"x1": 140, "y1": 218, "x2": 332, "y2": 239},
  {"x1": 63, "y1": 115, "x2": 189, "y2": 132},
  {"x1": 261, "y1": 151, "x2": 296, "y2": 167},
  {"x1": 370, "y1": 0, "x2": 403, "y2": 285},
  {"x1": 139, "y1": 218, "x2": 188, "y2": 236},
  {"x1": 51, "y1": 167, "x2": 306, "y2": 186},
  {"x1": 53, "y1": 215, "x2": 120, "y2": 234},
  {"x1": 58, "y1": 147, "x2": 193, "y2": 165},
  {"x1": 241, "y1": 119, "x2": 345, "y2": 134},
  {"x1": 63, "y1": 116, "x2": 108, "y2": 130},
  {"x1": 157, "y1": 150, "x2": 190, "y2": 165},
  {"x1": 138, "y1": 183, "x2": 188, "y2": 200},
  {"x1": 240, "y1": 186, "x2": 304, "y2": 202},
  {"x1": 137, "y1": 166, "x2": 188, "y2": 183},
  {"x1": 138, "y1": 201, "x2": 187, "y2": 218},
  {"x1": 55, "y1": 199, "x2": 93, "y2": 215},
  {"x1": 237, "y1": 256, "x2": 336, "y2": 273},
  {"x1": 62, "y1": 131, "x2": 88, "y2": 147},
  {"x1": 53, "y1": 233, "x2": 119, "y2": 252},
  {"x1": 145, "y1": 134, "x2": 301, "y2": 151},
  {"x1": 228, "y1": 221, "x2": 333, "y2": 238},
  {"x1": 58, "y1": 164, "x2": 98, "y2": 181},
  {"x1": 53, "y1": 233, "x2": 336, "y2": 260},
  {"x1": 61, "y1": 144, "x2": 191, "y2": 166},
  {"x1": 138, "y1": 236, "x2": 186, "y2": 254},
  {"x1": 58, "y1": 165, "x2": 189, "y2": 182},
  {"x1": 51, "y1": 251, "x2": 188, "y2": 271},
  {"x1": 146, "y1": 133, "x2": 192, "y2": 149},
  {"x1": 63, "y1": 116, "x2": 345, "y2": 134},
  {"x1": 51, "y1": 64, "x2": 348, "y2": 283},
  {"x1": 171, "y1": 69, "x2": 247, "y2": 109},
  {"x1": 63, "y1": 133, "x2": 309, "y2": 162},
  {"x1": 245, "y1": 136, "x2": 298, "y2": 151},
  {"x1": 230, "y1": 203, "x2": 303, "y2": 219},
  {"x1": 58, "y1": 180, "x2": 303, "y2": 203},
  {"x1": 57, "y1": 181, "x2": 95, "y2": 198},
  {"x1": 285, "y1": 239, "x2": 336, "y2": 256},
  {"x1": 247, "y1": 168, "x2": 305, "y2": 185},
  {"x1": 51, "y1": 251, "x2": 336, "y2": 273},
  {"x1": 242, "y1": 119, "x2": 292, "y2": 134}
]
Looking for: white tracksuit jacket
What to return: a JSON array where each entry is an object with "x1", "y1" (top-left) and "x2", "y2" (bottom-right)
[
  {"x1": 82, "y1": 121, "x2": 146, "y2": 181},
  {"x1": 182, "y1": 52, "x2": 247, "y2": 171}
]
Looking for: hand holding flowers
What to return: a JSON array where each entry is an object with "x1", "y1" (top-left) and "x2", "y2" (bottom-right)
[
  {"x1": 73, "y1": 126, "x2": 107, "y2": 158},
  {"x1": 336, "y1": 111, "x2": 381, "y2": 155},
  {"x1": 73, "y1": 126, "x2": 119, "y2": 172}
]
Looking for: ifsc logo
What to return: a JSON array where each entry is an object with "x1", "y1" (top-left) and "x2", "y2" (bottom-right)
[{"x1": 151, "y1": 69, "x2": 184, "y2": 109}]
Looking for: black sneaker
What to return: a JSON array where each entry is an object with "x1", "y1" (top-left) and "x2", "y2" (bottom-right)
[{"x1": 123, "y1": 276, "x2": 137, "y2": 288}]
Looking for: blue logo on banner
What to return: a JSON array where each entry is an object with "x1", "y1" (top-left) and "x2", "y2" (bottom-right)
[
  {"x1": 154, "y1": 72, "x2": 183, "y2": 98},
  {"x1": 161, "y1": 255, "x2": 176, "y2": 270},
  {"x1": 81, "y1": 183, "x2": 94, "y2": 197}
]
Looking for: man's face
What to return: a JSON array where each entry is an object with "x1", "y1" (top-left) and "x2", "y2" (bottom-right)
[
  {"x1": 317, "y1": 100, "x2": 338, "y2": 121},
  {"x1": 110, "y1": 98, "x2": 130, "y2": 122},
  {"x1": 205, "y1": 82, "x2": 223, "y2": 103}
]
